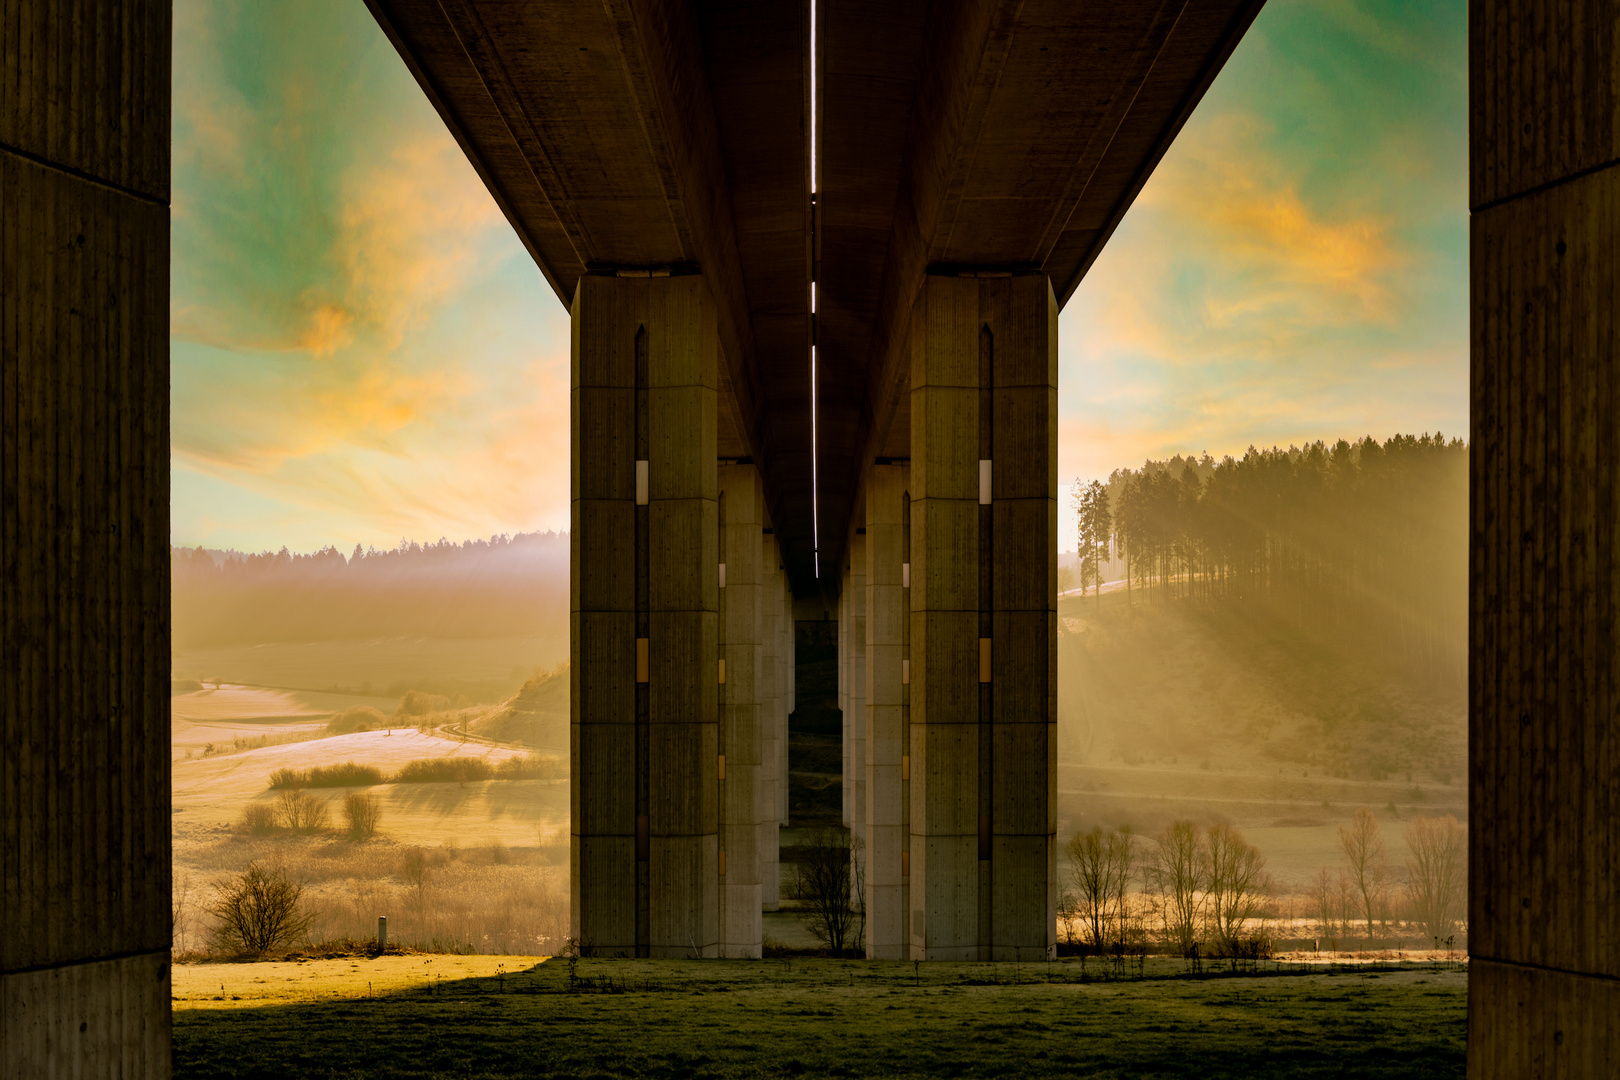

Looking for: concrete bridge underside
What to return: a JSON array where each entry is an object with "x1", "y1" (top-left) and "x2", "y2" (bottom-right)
[{"x1": 3, "y1": 0, "x2": 1618, "y2": 1074}]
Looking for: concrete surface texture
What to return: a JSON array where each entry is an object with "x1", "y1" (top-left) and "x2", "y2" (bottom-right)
[
  {"x1": 570, "y1": 273, "x2": 720, "y2": 958},
  {"x1": 1, "y1": 0, "x2": 174, "y2": 1076},
  {"x1": 1467, "y1": 0, "x2": 1620, "y2": 1073}
]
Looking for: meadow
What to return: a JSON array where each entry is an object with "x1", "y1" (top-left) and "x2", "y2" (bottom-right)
[{"x1": 172, "y1": 956, "x2": 1468, "y2": 1079}]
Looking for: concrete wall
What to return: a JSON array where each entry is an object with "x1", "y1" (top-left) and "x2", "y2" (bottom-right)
[
  {"x1": 1469, "y1": 1, "x2": 1620, "y2": 1072},
  {"x1": 1, "y1": 1, "x2": 173, "y2": 1075},
  {"x1": 571, "y1": 274, "x2": 719, "y2": 957},
  {"x1": 908, "y1": 274, "x2": 1056, "y2": 961}
]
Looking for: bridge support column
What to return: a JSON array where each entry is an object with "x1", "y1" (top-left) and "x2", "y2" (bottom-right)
[
  {"x1": 571, "y1": 273, "x2": 719, "y2": 957},
  {"x1": 908, "y1": 273, "x2": 1056, "y2": 961},
  {"x1": 2, "y1": 3, "x2": 172, "y2": 1074},
  {"x1": 759, "y1": 531, "x2": 782, "y2": 910},
  {"x1": 865, "y1": 461, "x2": 911, "y2": 958},
  {"x1": 840, "y1": 568, "x2": 851, "y2": 826},
  {"x1": 1469, "y1": 2, "x2": 1620, "y2": 1071},
  {"x1": 846, "y1": 527, "x2": 868, "y2": 910},
  {"x1": 777, "y1": 564, "x2": 790, "y2": 827},
  {"x1": 718, "y1": 464, "x2": 764, "y2": 956}
]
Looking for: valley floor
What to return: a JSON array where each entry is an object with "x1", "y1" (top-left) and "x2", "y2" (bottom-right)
[{"x1": 173, "y1": 956, "x2": 1467, "y2": 1079}]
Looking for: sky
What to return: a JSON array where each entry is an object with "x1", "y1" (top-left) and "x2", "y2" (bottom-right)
[{"x1": 170, "y1": 0, "x2": 1467, "y2": 556}]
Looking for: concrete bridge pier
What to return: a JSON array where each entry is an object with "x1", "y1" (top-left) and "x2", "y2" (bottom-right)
[
  {"x1": 1, "y1": 2, "x2": 173, "y2": 1075},
  {"x1": 865, "y1": 461, "x2": 912, "y2": 959},
  {"x1": 845, "y1": 528, "x2": 868, "y2": 909},
  {"x1": 570, "y1": 272, "x2": 720, "y2": 958},
  {"x1": 718, "y1": 464, "x2": 764, "y2": 957},
  {"x1": 759, "y1": 531, "x2": 783, "y2": 911},
  {"x1": 908, "y1": 273, "x2": 1057, "y2": 962}
]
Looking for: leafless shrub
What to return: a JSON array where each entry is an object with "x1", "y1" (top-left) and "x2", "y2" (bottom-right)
[
  {"x1": 268, "y1": 767, "x2": 308, "y2": 789},
  {"x1": 1205, "y1": 823, "x2": 1271, "y2": 953},
  {"x1": 1404, "y1": 814, "x2": 1465, "y2": 944},
  {"x1": 393, "y1": 757, "x2": 494, "y2": 784},
  {"x1": 1066, "y1": 826, "x2": 1134, "y2": 951},
  {"x1": 207, "y1": 862, "x2": 314, "y2": 957},
  {"x1": 796, "y1": 827, "x2": 859, "y2": 954},
  {"x1": 1146, "y1": 820, "x2": 1206, "y2": 955},
  {"x1": 1338, "y1": 807, "x2": 1389, "y2": 938},
  {"x1": 495, "y1": 754, "x2": 565, "y2": 780},
  {"x1": 239, "y1": 802, "x2": 278, "y2": 836},
  {"x1": 343, "y1": 793, "x2": 382, "y2": 841},
  {"x1": 276, "y1": 789, "x2": 329, "y2": 834},
  {"x1": 402, "y1": 847, "x2": 429, "y2": 907}
]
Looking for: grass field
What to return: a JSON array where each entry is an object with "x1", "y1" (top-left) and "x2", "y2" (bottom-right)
[{"x1": 172, "y1": 956, "x2": 1466, "y2": 1079}]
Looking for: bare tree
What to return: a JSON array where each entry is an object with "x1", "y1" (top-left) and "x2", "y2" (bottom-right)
[
  {"x1": 1066, "y1": 826, "x2": 1134, "y2": 950},
  {"x1": 207, "y1": 863, "x2": 313, "y2": 957},
  {"x1": 343, "y1": 792, "x2": 382, "y2": 841},
  {"x1": 275, "y1": 789, "x2": 329, "y2": 834},
  {"x1": 1146, "y1": 820, "x2": 1206, "y2": 955},
  {"x1": 1338, "y1": 807, "x2": 1388, "y2": 939},
  {"x1": 402, "y1": 847, "x2": 429, "y2": 908},
  {"x1": 1307, "y1": 866, "x2": 1338, "y2": 944},
  {"x1": 1205, "y1": 824, "x2": 1271, "y2": 951},
  {"x1": 797, "y1": 828, "x2": 859, "y2": 954},
  {"x1": 1404, "y1": 814, "x2": 1465, "y2": 945}
]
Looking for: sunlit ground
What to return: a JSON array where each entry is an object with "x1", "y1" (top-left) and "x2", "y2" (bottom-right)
[{"x1": 173, "y1": 957, "x2": 1466, "y2": 1079}]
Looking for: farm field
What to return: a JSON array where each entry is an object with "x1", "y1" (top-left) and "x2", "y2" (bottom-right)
[
  {"x1": 172, "y1": 957, "x2": 1468, "y2": 1079},
  {"x1": 171, "y1": 677, "x2": 572, "y2": 955}
]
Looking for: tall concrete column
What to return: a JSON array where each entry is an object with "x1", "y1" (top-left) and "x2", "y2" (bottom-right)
[
  {"x1": 1470, "y1": 3, "x2": 1620, "y2": 1071},
  {"x1": 847, "y1": 528, "x2": 867, "y2": 905},
  {"x1": 908, "y1": 273, "x2": 1056, "y2": 961},
  {"x1": 758, "y1": 531, "x2": 782, "y2": 910},
  {"x1": 1, "y1": 4, "x2": 173, "y2": 1075},
  {"x1": 866, "y1": 462, "x2": 911, "y2": 958},
  {"x1": 571, "y1": 273, "x2": 719, "y2": 957},
  {"x1": 840, "y1": 574, "x2": 851, "y2": 826},
  {"x1": 777, "y1": 568, "x2": 790, "y2": 826},
  {"x1": 718, "y1": 464, "x2": 764, "y2": 956}
]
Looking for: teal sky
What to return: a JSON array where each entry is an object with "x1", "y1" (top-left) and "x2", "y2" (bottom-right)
[{"x1": 171, "y1": 0, "x2": 1467, "y2": 555}]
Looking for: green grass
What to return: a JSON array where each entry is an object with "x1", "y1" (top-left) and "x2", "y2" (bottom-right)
[{"x1": 173, "y1": 957, "x2": 1466, "y2": 1079}]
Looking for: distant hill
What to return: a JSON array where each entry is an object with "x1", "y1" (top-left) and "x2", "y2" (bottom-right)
[
  {"x1": 470, "y1": 666, "x2": 569, "y2": 752},
  {"x1": 171, "y1": 532, "x2": 569, "y2": 650}
]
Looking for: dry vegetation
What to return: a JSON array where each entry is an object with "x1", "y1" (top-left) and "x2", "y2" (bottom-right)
[{"x1": 172, "y1": 667, "x2": 573, "y2": 960}]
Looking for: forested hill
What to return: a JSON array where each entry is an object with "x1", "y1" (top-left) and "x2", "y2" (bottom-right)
[
  {"x1": 1071, "y1": 434, "x2": 1467, "y2": 687},
  {"x1": 171, "y1": 532, "x2": 568, "y2": 649}
]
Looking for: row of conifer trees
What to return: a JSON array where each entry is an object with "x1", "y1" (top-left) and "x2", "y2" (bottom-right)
[{"x1": 1072, "y1": 434, "x2": 1467, "y2": 684}]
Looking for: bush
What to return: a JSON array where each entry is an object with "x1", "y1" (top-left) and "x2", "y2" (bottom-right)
[
  {"x1": 268, "y1": 767, "x2": 309, "y2": 789},
  {"x1": 397, "y1": 690, "x2": 452, "y2": 717},
  {"x1": 207, "y1": 862, "x2": 313, "y2": 957},
  {"x1": 326, "y1": 705, "x2": 389, "y2": 735},
  {"x1": 239, "y1": 803, "x2": 278, "y2": 836},
  {"x1": 343, "y1": 792, "x2": 382, "y2": 841},
  {"x1": 308, "y1": 762, "x2": 384, "y2": 787},
  {"x1": 393, "y1": 757, "x2": 495, "y2": 784},
  {"x1": 794, "y1": 827, "x2": 863, "y2": 954},
  {"x1": 275, "y1": 789, "x2": 329, "y2": 834},
  {"x1": 495, "y1": 754, "x2": 565, "y2": 781}
]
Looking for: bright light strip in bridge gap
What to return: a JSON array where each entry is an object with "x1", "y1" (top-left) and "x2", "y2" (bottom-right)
[{"x1": 809, "y1": 0, "x2": 820, "y2": 578}]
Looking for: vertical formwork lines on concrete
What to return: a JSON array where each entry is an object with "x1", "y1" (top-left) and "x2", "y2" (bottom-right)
[
  {"x1": 718, "y1": 464, "x2": 764, "y2": 956},
  {"x1": 572, "y1": 274, "x2": 719, "y2": 957},
  {"x1": 1469, "y1": 2, "x2": 1620, "y2": 1071},
  {"x1": 865, "y1": 461, "x2": 910, "y2": 957},
  {"x1": 759, "y1": 528, "x2": 782, "y2": 911},
  {"x1": 2, "y1": 1, "x2": 173, "y2": 1074},
  {"x1": 908, "y1": 273, "x2": 1055, "y2": 962}
]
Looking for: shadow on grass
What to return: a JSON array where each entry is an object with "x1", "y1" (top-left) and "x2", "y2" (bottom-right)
[{"x1": 173, "y1": 957, "x2": 1466, "y2": 1080}]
